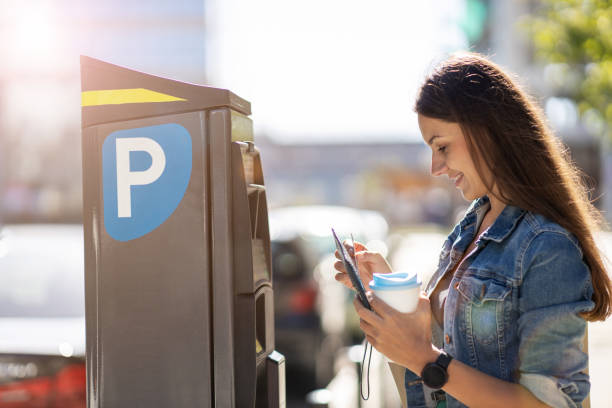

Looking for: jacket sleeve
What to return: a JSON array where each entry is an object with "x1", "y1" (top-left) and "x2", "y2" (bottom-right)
[{"x1": 517, "y1": 231, "x2": 594, "y2": 408}]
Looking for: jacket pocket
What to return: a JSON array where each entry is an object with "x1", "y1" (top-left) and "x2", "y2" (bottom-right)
[
  {"x1": 456, "y1": 274, "x2": 511, "y2": 306},
  {"x1": 455, "y1": 273, "x2": 512, "y2": 369}
]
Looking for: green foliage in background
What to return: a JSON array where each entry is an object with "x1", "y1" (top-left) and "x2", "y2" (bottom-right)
[
  {"x1": 460, "y1": 0, "x2": 488, "y2": 45},
  {"x1": 527, "y1": 0, "x2": 612, "y2": 140}
]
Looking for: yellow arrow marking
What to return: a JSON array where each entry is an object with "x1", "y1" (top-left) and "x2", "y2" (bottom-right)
[{"x1": 82, "y1": 88, "x2": 187, "y2": 106}]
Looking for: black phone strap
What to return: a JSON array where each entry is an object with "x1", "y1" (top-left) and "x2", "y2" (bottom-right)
[
  {"x1": 360, "y1": 339, "x2": 373, "y2": 400},
  {"x1": 351, "y1": 233, "x2": 373, "y2": 400}
]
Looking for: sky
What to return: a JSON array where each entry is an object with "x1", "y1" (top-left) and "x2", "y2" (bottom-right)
[
  {"x1": 0, "y1": 0, "x2": 206, "y2": 80},
  {"x1": 0, "y1": 0, "x2": 469, "y2": 149},
  {"x1": 205, "y1": 0, "x2": 469, "y2": 143}
]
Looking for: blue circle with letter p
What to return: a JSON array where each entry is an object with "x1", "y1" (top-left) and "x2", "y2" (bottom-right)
[{"x1": 102, "y1": 123, "x2": 192, "y2": 242}]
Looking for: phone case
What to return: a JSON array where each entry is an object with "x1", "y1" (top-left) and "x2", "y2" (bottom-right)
[{"x1": 332, "y1": 228, "x2": 371, "y2": 310}]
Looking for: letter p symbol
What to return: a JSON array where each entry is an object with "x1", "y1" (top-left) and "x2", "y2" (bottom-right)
[
  {"x1": 115, "y1": 137, "x2": 166, "y2": 218},
  {"x1": 103, "y1": 123, "x2": 192, "y2": 241}
]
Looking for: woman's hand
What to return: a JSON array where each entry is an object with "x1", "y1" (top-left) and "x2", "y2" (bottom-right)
[
  {"x1": 355, "y1": 293, "x2": 554, "y2": 408},
  {"x1": 354, "y1": 291, "x2": 439, "y2": 374},
  {"x1": 333, "y1": 241, "x2": 392, "y2": 291}
]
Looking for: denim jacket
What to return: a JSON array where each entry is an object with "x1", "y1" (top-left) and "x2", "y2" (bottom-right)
[{"x1": 404, "y1": 196, "x2": 594, "y2": 408}]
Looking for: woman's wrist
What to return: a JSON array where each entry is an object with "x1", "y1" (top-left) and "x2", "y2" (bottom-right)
[{"x1": 408, "y1": 345, "x2": 441, "y2": 374}]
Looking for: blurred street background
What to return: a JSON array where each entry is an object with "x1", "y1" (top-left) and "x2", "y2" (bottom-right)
[{"x1": 1, "y1": 0, "x2": 612, "y2": 406}]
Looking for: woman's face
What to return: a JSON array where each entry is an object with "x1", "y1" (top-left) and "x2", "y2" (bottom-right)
[{"x1": 418, "y1": 114, "x2": 488, "y2": 201}]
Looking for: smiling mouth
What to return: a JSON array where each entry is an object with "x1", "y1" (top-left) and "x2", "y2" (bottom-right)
[{"x1": 452, "y1": 173, "x2": 463, "y2": 187}]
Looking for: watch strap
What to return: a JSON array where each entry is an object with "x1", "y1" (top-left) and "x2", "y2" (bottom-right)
[{"x1": 435, "y1": 350, "x2": 453, "y2": 370}]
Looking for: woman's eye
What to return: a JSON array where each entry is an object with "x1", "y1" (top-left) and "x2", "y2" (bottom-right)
[{"x1": 437, "y1": 145, "x2": 447, "y2": 153}]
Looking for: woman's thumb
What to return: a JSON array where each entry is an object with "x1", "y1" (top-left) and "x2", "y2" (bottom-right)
[{"x1": 353, "y1": 241, "x2": 368, "y2": 252}]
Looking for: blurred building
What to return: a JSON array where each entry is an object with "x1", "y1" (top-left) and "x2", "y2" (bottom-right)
[
  {"x1": 258, "y1": 137, "x2": 465, "y2": 227},
  {"x1": 0, "y1": 0, "x2": 608, "y2": 226},
  {"x1": 0, "y1": 0, "x2": 206, "y2": 223}
]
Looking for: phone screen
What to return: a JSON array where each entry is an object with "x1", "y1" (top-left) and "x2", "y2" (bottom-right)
[{"x1": 332, "y1": 228, "x2": 371, "y2": 310}]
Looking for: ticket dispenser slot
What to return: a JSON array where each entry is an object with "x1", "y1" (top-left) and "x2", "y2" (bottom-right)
[
  {"x1": 233, "y1": 141, "x2": 271, "y2": 292},
  {"x1": 232, "y1": 141, "x2": 278, "y2": 407}
]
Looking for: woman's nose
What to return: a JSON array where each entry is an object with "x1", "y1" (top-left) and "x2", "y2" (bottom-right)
[{"x1": 431, "y1": 154, "x2": 448, "y2": 176}]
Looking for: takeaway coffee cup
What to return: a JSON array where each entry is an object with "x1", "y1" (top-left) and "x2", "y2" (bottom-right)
[{"x1": 369, "y1": 272, "x2": 422, "y2": 313}]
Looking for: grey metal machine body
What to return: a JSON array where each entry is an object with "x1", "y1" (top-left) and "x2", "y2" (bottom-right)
[{"x1": 80, "y1": 56, "x2": 284, "y2": 408}]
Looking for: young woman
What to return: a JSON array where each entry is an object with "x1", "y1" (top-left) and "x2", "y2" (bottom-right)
[{"x1": 335, "y1": 53, "x2": 611, "y2": 407}]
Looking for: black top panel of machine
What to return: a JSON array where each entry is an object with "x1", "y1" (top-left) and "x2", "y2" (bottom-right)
[{"x1": 80, "y1": 55, "x2": 251, "y2": 128}]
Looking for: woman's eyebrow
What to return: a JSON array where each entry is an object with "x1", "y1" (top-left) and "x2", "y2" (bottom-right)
[{"x1": 428, "y1": 135, "x2": 441, "y2": 145}]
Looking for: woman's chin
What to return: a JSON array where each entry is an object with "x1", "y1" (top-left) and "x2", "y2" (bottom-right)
[
  {"x1": 459, "y1": 188, "x2": 478, "y2": 201},
  {"x1": 461, "y1": 188, "x2": 489, "y2": 202}
]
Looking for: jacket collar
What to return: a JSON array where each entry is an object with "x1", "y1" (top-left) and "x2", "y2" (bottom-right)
[
  {"x1": 477, "y1": 196, "x2": 526, "y2": 243},
  {"x1": 459, "y1": 195, "x2": 490, "y2": 232}
]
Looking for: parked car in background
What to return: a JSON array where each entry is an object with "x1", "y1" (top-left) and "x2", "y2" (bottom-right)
[
  {"x1": 0, "y1": 224, "x2": 85, "y2": 408},
  {"x1": 0, "y1": 209, "x2": 391, "y2": 407},
  {"x1": 268, "y1": 206, "x2": 389, "y2": 397}
]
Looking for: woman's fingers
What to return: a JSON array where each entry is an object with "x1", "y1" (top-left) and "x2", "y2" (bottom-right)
[
  {"x1": 355, "y1": 251, "x2": 378, "y2": 264},
  {"x1": 365, "y1": 335, "x2": 377, "y2": 347},
  {"x1": 333, "y1": 260, "x2": 344, "y2": 271},
  {"x1": 415, "y1": 293, "x2": 431, "y2": 314},
  {"x1": 353, "y1": 296, "x2": 384, "y2": 325},
  {"x1": 360, "y1": 318, "x2": 378, "y2": 338},
  {"x1": 342, "y1": 239, "x2": 366, "y2": 251},
  {"x1": 341, "y1": 240, "x2": 370, "y2": 261},
  {"x1": 353, "y1": 241, "x2": 368, "y2": 252},
  {"x1": 334, "y1": 272, "x2": 347, "y2": 282},
  {"x1": 354, "y1": 251, "x2": 391, "y2": 275},
  {"x1": 365, "y1": 291, "x2": 395, "y2": 316},
  {"x1": 354, "y1": 297, "x2": 382, "y2": 347},
  {"x1": 335, "y1": 273, "x2": 354, "y2": 291}
]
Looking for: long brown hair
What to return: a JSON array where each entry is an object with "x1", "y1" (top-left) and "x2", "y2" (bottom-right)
[{"x1": 415, "y1": 53, "x2": 611, "y2": 321}]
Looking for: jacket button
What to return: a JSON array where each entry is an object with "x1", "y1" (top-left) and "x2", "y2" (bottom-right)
[{"x1": 445, "y1": 334, "x2": 452, "y2": 344}]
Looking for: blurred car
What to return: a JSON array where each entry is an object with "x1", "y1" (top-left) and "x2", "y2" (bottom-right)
[
  {"x1": 268, "y1": 205, "x2": 388, "y2": 394},
  {"x1": 0, "y1": 224, "x2": 85, "y2": 408}
]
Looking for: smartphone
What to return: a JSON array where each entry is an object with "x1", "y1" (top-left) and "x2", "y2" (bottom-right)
[{"x1": 331, "y1": 228, "x2": 371, "y2": 310}]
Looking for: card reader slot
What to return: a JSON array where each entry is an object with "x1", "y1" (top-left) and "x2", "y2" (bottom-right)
[
  {"x1": 232, "y1": 141, "x2": 272, "y2": 295},
  {"x1": 248, "y1": 184, "x2": 265, "y2": 240}
]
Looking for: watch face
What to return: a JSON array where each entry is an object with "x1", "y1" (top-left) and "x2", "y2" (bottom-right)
[{"x1": 422, "y1": 363, "x2": 448, "y2": 389}]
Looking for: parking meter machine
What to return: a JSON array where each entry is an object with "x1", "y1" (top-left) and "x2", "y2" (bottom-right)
[{"x1": 80, "y1": 56, "x2": 285, "y2": 408}]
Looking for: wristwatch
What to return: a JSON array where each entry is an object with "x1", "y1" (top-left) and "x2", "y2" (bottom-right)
[{"x1": 421, "y1": 351, "x2": 453, "y2": 389}]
